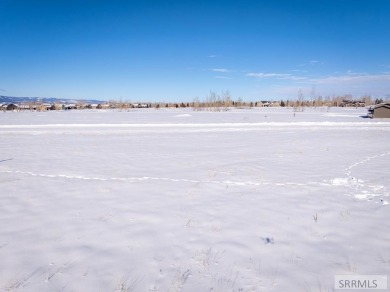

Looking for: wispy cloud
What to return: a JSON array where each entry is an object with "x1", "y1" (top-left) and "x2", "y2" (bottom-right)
[
  {"x1": 246, "y1": 72, "x2": 306, "y2": 81},
  {"x1": 310, "y1": 73, "x2": 390, "y2": 84},
  {"x1": 243, "y1": 68, "x2": 390, "y2": 97},
  {"x1": 297, "y1": 60, "x2": 324, "y2": 67},
  {"x1": 247, "y1": 72, "x2": 290, "y2": 78},
  {"x1": 215, "y1": 76, "x2": 232, "y2": 80},
  {"x1": 247, "y1": 71, "x2": 390, "y2": 85},
  {"x1": 346, "y1": 70, "x2": 367, "y2": 75},
  {"x1": 211, "y1": 68, "x2": 229, "y2": 73},
  {"x1": 208, "y1": 55, "x2": 217, "y2": 58},
  {"x1": 246, "y1": 70, "x2": 390, "y2": 97},
  {"x1": 0, "y1": 88, "x2": 6, "y2": 92}
]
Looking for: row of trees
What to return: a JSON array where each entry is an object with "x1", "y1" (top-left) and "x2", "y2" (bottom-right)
[
  {"x1": 181, "y1": 91, "x2": 386, "y2": 111},
  {"x1": 4, "y1": 91, "x2": 388, "y2": 112},
  {"x1": 146, "y1": 92, "x2": 384, "y2": 112}
]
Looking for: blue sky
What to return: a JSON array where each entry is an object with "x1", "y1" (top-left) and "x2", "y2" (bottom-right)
[{"x1": 1, "y1": 0, "x2": 389, "y2": 101}]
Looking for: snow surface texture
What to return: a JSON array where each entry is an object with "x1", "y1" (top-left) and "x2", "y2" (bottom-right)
[{"x1": 0, "y1": 107, "x2": 389, "y2": 291}]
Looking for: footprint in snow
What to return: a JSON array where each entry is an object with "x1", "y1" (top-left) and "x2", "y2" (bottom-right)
[{"x1": 262, "y1": 237, "x2": 274, "y2": 244}]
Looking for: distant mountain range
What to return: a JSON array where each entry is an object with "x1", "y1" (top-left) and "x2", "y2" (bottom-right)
[{"x1": 0, "y1": 96, "x2": 104, "y2": 104}]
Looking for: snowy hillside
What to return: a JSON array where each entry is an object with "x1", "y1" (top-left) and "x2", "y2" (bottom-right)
[{"x1": 0, "y1": 107, "x2": 389, "y2": 291}]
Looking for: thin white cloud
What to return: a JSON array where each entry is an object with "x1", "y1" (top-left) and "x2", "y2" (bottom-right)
[
  {"x1": 289, "y1": 76, "x2": 308, "y2": 81},
  {"x1": 215, "y1": 76, "x2": 232, "y2": 80},
  {"x1": 291, "y1": 69, "x2": 308, "y2": 73},
  {"x1": 246, "y1": 72, "x2": 307, "y2": 81},
  {"x1": 247, "y1": 72, "x2": 290, "y2": 78},
  {"x1": 346, "y1": 70, "x2": 368, "y2": 75},
  {"x1": 208, "y1": 55, "x2": 217, "y2": 58},
  {"x1": 298, "y1": 60, "x2": 324, "y2": 67},
  {"x1": 211, "y1": 68, "x2": 229, "y2": 73},
  {"x1": 310, "y1": 73, "x2": 390, "y2": 84},
  {"x1": 246, "y1": 70, "x2": 390, "y2": 97},
  {"x1": 247, "y1": 71, "x2": 390, "y2": 85}
]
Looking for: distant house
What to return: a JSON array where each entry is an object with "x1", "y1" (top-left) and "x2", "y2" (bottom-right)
[
  {"x1": 270, "y1": 101, "x2": 281, "y2": 107},
  {"x1": 86, "y1": 104, "x2": 98, "y2": 109},
  {"x1": 340, "y1": 100, "x2": 366, "y2": 107},
  {"x1": 18, "y1": 104, "x2": 31, "y2": 110},
  {"x1": 259, "y1": 101, "x2": 271, "y2": 107},
  {"x1": 43, "y1": 103, "x2": 52, "y2": 110},
  {"x1": 76, "y1": 103, "x2": 87, "y2": 110},
  {"x1": 131, "y1": 103, "x2": 148, "y2": 108},
  {"x1": 368, "y1": 103, "x2": 390, "y2": 118},
  {"x1": 50, "y1": 104, "x2": 65, "y2": 110},
  {"x1": 64, "y1": 104, "x2": 77, "y2": 110},
  {"x1": 6, "y1": 104, "x2": 18, "y2": 111},
  {"x1": 259, "y1": 101, "x2": 280, "y2": 107},
  {"x1": 97, "y1": 103, "x2": 110, "y2": 109}
]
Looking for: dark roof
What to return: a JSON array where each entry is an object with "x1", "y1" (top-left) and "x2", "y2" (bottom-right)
[{"x1": 369, "y1": 103, "x2": 390, "y2": 110}]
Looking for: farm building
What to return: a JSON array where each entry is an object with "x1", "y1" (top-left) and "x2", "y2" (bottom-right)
[
  {"x1": 340, "y1": 100, "x2": 366, "y2": 107},
  {"x1": 368, "y1": 103, "x2": 390, "y2": 118},
  {"x1": 97, "y1": 103, "x2": 110, "y2": 109},
  {"x1": 64, "y1": 104, "x2": 77, "y2": 110},
  {"x1": 259, "y1": 101, "x2": 280, "y2": 107},
  {"x1": 86, "y1": 104, "x2": 98, "y2": 109},
  {"x1": 6, "y1": 104, "x2": 18, "y2": 111}
]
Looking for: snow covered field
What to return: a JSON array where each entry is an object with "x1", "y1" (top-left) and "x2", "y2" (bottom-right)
[{"x1": 0, "y1": 107, "x2": 389, "y2": 291}]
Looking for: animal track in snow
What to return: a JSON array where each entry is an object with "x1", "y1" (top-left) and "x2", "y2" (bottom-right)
[
  {"x1": 327, "y1": 151, "x2": 390, "y2": 202},
  {"x1": 1, "y1": 153, "x2": 388, "y2": 205},
  {"x1": 345, "y1": 151, "x2": 390, "y2": 178},
  {"x1": 0, "y1": 169, "x2": 330, "y2": 188}
]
